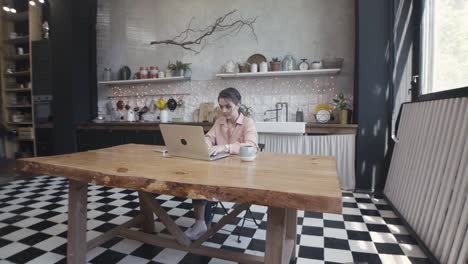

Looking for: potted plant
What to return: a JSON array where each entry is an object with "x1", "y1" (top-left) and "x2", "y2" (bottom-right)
[
  {"x1": 166, "y1": 61, "x2": 176, "y2": 77},
  {"x1": 175, "y1": 60, "x2": 191, "y2": 77},
  {"x1": 240, "y1": 104, "x2": 253, "y2": 117},
  {"x1": 270, "y1": 57, "x2": 281, "y2": 71},
  {"x1": 332, "y1": 92, "x2": 352, "y2": 124}
]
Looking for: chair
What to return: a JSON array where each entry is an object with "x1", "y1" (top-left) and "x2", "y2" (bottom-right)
[{"x1": 211, "y1": 143, "x2": 265, "y2": 242}]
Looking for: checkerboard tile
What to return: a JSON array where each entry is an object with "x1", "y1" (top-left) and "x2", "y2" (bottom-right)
[{"x1": 0, "y1": 176, "x2": 429, "y2": 263}]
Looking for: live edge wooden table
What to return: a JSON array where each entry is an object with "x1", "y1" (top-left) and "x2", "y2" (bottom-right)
[{"x1": 17, "y1": 144, "x2": 342, "y2": 264}]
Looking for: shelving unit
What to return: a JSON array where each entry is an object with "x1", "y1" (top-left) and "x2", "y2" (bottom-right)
[
  {"x1": 0, "y1": 2, "x2": 43, "y2": 159},
  {"x1": 98, "y1": 76, "x2": 190, "y2": 86},
  {"x1": 215, "y1": 68, "x2": 341, "y2": 78}
]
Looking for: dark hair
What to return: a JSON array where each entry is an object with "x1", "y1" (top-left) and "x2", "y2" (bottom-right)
[
  {"x1": 218, "y1": 87, "x2": 246, "y2": 115},
  {"x1": 218, "y1": 87, "x2": 241, "y2": 105}
]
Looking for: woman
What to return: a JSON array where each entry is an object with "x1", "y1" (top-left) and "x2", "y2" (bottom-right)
[{"x1": 184, "y1": 87, "x2": 258, "y2": 240}]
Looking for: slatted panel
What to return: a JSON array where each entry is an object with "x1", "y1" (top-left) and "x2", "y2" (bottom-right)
[{"x1": 384, "y1": 97, "x2": 468, "y2": 264}]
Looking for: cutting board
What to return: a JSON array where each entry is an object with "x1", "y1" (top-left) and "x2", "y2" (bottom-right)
[{"x1": 199, "y1": 102, "x2": 214, "y2": 123}]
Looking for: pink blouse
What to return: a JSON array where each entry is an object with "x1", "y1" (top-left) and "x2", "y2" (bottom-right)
[{"x1": 204, "y1": 113, "x2": 258, "y2": 154}]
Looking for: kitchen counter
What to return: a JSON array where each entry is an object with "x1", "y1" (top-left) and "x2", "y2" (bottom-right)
[{"x1": 78, "y1": 122, "x2": 358, "y2": 135}]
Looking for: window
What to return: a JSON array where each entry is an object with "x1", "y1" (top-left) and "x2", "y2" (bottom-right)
[{"x1": 420, "y1": 0, "x2": 468, "y2": 95}]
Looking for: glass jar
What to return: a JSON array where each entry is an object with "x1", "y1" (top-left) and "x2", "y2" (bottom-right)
[
  {"x1": 281, "y1": 55, "x2": 296, "y2": 71},
  {"x1": 103, "y1": 68, "x2": 111, "y2": 81}
]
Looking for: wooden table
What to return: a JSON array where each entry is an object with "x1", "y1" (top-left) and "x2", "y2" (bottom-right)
[{"x1": 17, "y1": 144, "x2": 342, "y2": 264}]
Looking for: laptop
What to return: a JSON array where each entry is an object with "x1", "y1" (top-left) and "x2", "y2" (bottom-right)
[{"x1": 159, "y1": 124, "x2": 230, "y2": 161}]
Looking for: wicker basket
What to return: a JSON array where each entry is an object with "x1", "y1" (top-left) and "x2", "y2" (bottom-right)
[{"x1": 321, "y1": 58, "x2": 344, "y2": 69}]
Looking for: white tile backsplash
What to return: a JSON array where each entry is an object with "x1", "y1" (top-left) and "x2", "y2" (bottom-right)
[{"x1": 98, "y1": 75, "x2": 351, "y2": 123}]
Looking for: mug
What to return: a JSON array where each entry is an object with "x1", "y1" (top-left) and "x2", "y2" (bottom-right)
[
  {"x1": 239, "y1": 145, "x2": 258, "y2": 162},
  {"x1": 159, "y1": 110, "x2": 170, "y2": 123},
  {"x1": 250, "y1": 63, "x2": 258, "y2": 73}
]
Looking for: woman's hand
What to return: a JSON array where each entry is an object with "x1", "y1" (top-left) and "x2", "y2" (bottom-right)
[{"x1": 209, "y1": 145, "x2": 226, "y2": 156}]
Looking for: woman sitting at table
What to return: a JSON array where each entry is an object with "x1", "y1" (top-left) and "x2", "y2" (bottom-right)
[{"x1": 184, "y1": 87, "x2": 258, "y2": 240}]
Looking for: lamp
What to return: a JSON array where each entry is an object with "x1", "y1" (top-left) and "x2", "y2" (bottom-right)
[
  {"x1": 29, "y1": 0, "x2": 35, "y2": 6},
  {"x1": 38, "y1": 0, "x2": 44, "y2": 3},
  {"x1": 9, "y1": 7, "x2": 15, "y2": 13},
  {"x1": 2, "y1": 5, "x2": 9, "y2": 12}
]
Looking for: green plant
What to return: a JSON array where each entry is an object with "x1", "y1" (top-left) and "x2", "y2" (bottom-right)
[
  {"x1": 240, "y1": 104, "x2": 253, "y2": 117},
  {"x1": 272, "y1": 57, "x2": 279, "y2": 62},
  {"x1": 167, "y1": 61, "x2": 176, "y2": 71},
  {"x1": 175, "y1": 60, "x2": 191, "y2": 71},
  {"x1": 332, "y1": 92, "x2": 351, "y2": 111}
]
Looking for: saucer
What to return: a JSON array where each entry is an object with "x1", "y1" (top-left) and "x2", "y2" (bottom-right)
[{"x1": 240, "y1": 156, "x2": 256, "y2": 162}]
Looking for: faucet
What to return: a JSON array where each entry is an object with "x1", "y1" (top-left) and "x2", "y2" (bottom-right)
[{"x1": 263, "y1": 102, "x2": 288, "y2": 122}]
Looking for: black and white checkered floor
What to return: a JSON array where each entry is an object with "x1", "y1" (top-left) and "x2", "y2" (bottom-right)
[{"x1": 0, "y1": 176, "x2": 429, "y2": 264}]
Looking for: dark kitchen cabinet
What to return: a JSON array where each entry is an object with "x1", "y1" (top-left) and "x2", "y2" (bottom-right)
[
  {"x1": 77, "y1": 129, "x2": 165, "y2": 151},
  {"x1": 35, "y1": 128, "x2": 54, "y2": 156}
]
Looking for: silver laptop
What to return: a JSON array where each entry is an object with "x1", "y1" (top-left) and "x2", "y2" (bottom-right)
[{"x1": 159, "y1": 124, "x2": 229, "y2": 161}]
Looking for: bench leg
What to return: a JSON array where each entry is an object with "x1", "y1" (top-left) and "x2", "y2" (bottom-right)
[{"x1": 138, "y1": 192, "x2": 155, "y2": 233}]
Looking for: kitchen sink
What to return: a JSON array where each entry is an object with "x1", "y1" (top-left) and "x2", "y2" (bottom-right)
[{"x1": 255, "y1": 122, "x2": 306, "y2": 134}]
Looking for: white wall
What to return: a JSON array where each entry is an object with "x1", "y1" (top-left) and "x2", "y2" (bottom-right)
[{"x1": 96, "y1": 0, "x2": 355, "y2": 122}]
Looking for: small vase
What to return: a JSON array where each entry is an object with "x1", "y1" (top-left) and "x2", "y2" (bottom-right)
[
  {"x1": 177, "y1": 69, "x2": 184, "y2": 77},
  {"x1": 270, "y1": 61, "x2": 281, "y2": 71},
  {"x1": 340, "y1": 110, "x2": 349, "y2": 124}
]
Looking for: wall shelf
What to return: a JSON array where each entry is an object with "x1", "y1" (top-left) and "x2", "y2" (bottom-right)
[
  {"x1": 7, "y1": 122, "x2": 33, "y2": 125},
  {"x1": 3, "y1": 11, "x2": 29, "y2": 22},
  {"x1": 3, "y1": 36, "x2": 29, "y2": 45},
  {"x1": 215, "y1": 68, "x2": 341, "y2": 78},
  {"x1": 98, "y1": 76, "x2": 190, "y2": 85},
  {"x1": 1, "y1": 5, "x2": 42, "y2": 159},
  {"x1": 4, "y1": 88, "x2": 32, "y2": 92},
  {"x1": 5, "y1": 71, "x2": 31, "y2": 77},
  {"x1": 7, "y1": 105, "x2": 32, "y2": 108},
  {"x1": 5, "y1": 54, "x2": 30, "y2": 61}
]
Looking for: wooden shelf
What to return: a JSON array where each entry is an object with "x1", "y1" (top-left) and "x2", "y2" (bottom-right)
[
  {"x1": 17, "y1": 138, "x2": 34, "y2": 142},
  {"x1": 216, "y1": 69, "x2": 341, "y2": 78},
  {"x1": 5, "y1": 54, "x2": 30, "y2": 61},
  {"x1": 3, "y1": 11, "x2": 29, "y2": 22},
  {"x1": 5, "y1": 71, "x2": 30, "y2": 77},
  {"x1": 7, "y1": 121, "x2": 33, "y2": 125},
  {"x1": 6, "y1": 105, "x2": 32, "y2": 108},
  {"x1": 98, "y1": 76, "x2": 190, "y2": 85},
  {"x1": 4, "y1": 88, "x2": 32, "y2": 92},
  {"x1": 3, "y1": 36, "x2": 29, "y2": 44}
]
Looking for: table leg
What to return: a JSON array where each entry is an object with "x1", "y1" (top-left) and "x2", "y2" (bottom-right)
[
  {"x1": 138, "y1": 192, "x2": 155, "y2": 233},
  {"x1": 67, "y1": 180, "x2": 88, "y2": 264},
  {"x1": 286, "y1": 209, "x2": 297, "y2": 261},
  {"x1": 265, "y1": 207, "x2": 287, "y2": 264}
]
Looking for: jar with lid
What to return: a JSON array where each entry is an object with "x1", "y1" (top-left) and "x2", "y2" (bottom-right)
[
  {"x1": 103, "y1": 68, "x2": 111, "y2": 81},
  {"x1": 139, "y1": 67, "x2": 148, "y2": 79},
  {"x1": 150, "y1": 66, "x2": 159, "y2": 78},
  {"x1": 282, "y1": 55, "x2": 297, "y2": 71}
]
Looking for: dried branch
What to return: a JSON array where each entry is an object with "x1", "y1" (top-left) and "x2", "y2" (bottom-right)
[{"x1": 150, "y1": 9, "x2": 258, "y2": 54}]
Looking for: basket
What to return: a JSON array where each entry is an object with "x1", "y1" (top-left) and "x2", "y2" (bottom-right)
[{"x1": 321, "y1": 58, "x2": 344, "y2": 69}]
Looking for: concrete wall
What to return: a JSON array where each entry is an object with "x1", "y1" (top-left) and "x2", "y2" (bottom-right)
[{"x1": 96, "y1": 0, "x2": 355, "y2": 122}]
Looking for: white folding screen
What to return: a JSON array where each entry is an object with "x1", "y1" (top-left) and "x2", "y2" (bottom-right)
[{"x1": 384, "y1": 97, "x2": 467, "y2": 264}]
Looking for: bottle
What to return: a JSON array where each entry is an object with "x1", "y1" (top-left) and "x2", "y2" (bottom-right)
[
  {"x1": 139, "y1": 67, "x2": 148, "y2": 79},
  {"x1": 150, "y1": 66, "x2": 159, "y2": 78},
  {"x1": 103, "y1": 68, "x2": 111, "y2": 81},
  {"x1": 296, "y1": 108, "x2": 304, "y2": 122}
]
